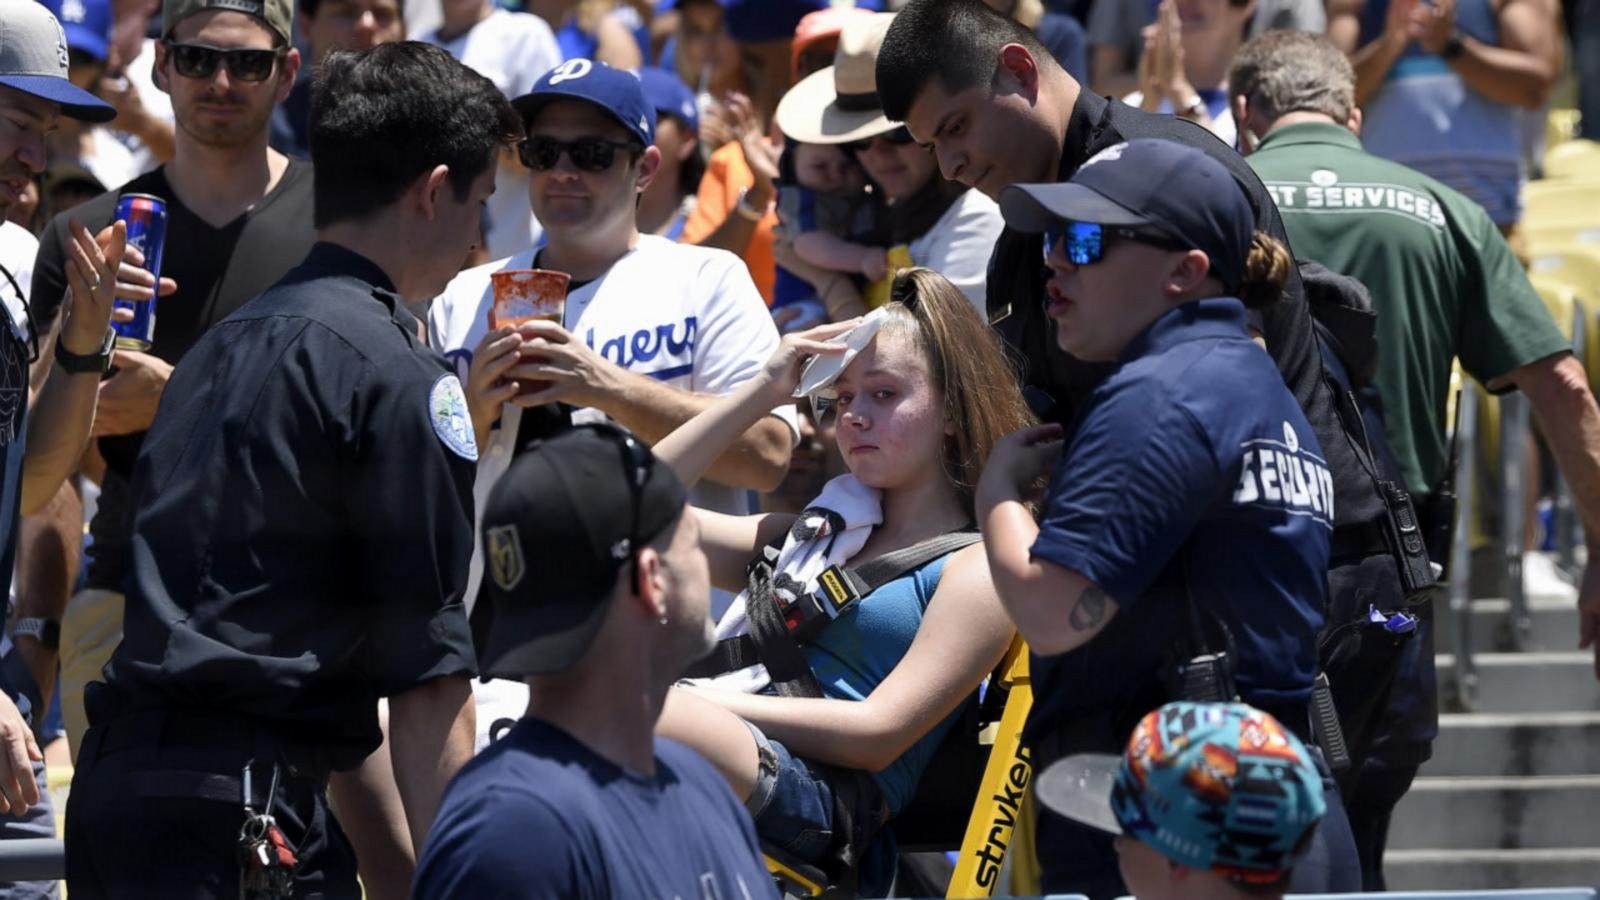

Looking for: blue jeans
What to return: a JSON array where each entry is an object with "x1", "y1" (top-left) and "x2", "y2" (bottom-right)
[
  {"x1": 743, "y1": 722, "x2": 895, "y2": 893},
  {"x1": 0, "y1": 762, "x2": 57, "y2": 900},
  {"x1": 1580, "y1": 0, "x2": 1600, "y2": 140}
]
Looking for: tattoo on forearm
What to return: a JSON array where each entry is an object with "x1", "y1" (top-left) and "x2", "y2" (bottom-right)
[{"x1": 1069, "y1": 587, "x2": 1111, "y2": 632}]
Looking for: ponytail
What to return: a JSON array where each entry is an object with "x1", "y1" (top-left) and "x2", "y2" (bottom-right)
[{"x1": 1237, "y1": 231, "x2": 1294, "y2": 309}]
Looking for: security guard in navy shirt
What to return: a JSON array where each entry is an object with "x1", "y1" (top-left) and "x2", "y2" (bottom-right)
[
  {"x1": 65, "y1": 43, "x2": 522, "y2": 898},
  {"x1": 977, "y1": 139, "x2": 1360, "y2": 899}
]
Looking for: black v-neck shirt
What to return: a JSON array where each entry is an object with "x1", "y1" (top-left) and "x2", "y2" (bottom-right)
[{"x1": 32, "y1": 161, "x2": 318, "y2": 592}]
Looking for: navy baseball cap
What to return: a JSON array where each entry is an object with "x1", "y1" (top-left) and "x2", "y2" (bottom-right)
[
  {"x1": 638, "y1": 66, "x2": 697, "y2": 133},
  {"x1": 472, "y1": 425, "x2": 688, "y2": 679},
  {"x1": 0, "y1": 0, "x2": 115, "y2": 122},
  {"x1": 1000, "y1": 139, "x2": 1255, "y2": 291},
  {"x1": 514, "y1": 59, "x2": 655, "y2": 147},
  {"x1": 41, "y1": 0, "x2": 111, "y2": 63}
]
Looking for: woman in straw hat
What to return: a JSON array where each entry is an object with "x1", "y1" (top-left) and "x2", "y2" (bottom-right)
[{"x1": 772, "y1": 12, "x2": 1005, "y2": 318}]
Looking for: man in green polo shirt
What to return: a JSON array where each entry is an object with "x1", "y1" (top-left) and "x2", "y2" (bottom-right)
[{"x1": 1230, "y1": 28, "x2": 1600, "y2": 890}]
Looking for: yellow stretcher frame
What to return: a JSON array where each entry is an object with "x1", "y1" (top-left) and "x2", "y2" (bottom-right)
[{"x1": 946, "y1": 642, "x2": 1033, "y2": 898}]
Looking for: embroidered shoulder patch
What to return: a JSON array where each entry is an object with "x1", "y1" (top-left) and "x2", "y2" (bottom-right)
[{"x1": 430, "y1": 374, "x2": 478, "y2": 462}]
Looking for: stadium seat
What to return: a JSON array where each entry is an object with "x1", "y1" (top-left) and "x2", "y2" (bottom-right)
[
  {"x1": 1529, "y1": 249, "x2": 1600, "y2": 393},
  {"x1": 1542, "y1": 139, "x2": 1600, "y2": 181},
  {"x1": 1545, "y1": 108, "x2": 1582, "y2": 154},
  {"x1": 1523, "y1": 179, "x2": 1600, "y2": 228}
]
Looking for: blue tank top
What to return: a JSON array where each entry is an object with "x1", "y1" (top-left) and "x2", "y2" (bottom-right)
[
  {"x1": 1358, "y1": 0, "x2": 1522, "y2": 225},
  {"x1": 802, "y1": 554, "x2": 965, "y2": 816}
]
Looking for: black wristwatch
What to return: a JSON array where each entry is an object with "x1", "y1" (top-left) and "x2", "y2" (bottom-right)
[
  {"x1": 54, "y1": 328, "x2": 115, "y2": 375},
  {"x1": 12, "y1": 617, "x2": 59, "y2": 651},
  {"x1": 1441, "y1": 30, "x2": 1466, "y2": 60}
]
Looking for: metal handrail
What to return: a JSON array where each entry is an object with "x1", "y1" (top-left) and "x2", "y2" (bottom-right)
[
  {"x1": 1555, "y1": 305, "x2": 1587, "y2": 575},
  {"x1": 1501, "y1": 392, "x2": 1533, "y2": 649},
  {"x1": 1451, "y1": 380, "x2": 1480, "y2": 711},
  {"x1": 0, "y1": 839, "x2": 63, "y2": 882}
]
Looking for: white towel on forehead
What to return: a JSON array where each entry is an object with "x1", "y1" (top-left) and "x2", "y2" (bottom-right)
[{"x1": 689, "y1": 473, "x2": 882, "y2": 694}]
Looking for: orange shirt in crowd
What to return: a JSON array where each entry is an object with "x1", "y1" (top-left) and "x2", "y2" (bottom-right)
[{"x1": 680, "y1": 141, "x2": 779, "y2": 304}]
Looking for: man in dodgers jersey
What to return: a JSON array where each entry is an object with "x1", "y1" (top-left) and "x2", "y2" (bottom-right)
[{"x1": 430, "y1": 59, "x2": 797, "y2": 740}]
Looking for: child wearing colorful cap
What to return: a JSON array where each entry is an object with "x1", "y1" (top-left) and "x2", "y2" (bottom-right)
[{"x1": 1036, "y1": 701, "x2": 1328, "y2": 899}]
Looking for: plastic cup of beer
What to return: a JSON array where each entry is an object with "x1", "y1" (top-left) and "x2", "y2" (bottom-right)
[
  {"x1": 489, "y1": 269, "x2": 571, "y2": 396},
  {"x1": 488, "y1": 269, "x2": 569, "y2": 329}
]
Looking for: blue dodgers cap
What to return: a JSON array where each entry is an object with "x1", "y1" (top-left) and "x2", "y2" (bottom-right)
[
  {"x1": 999, "y1": 138, "x2": 1255, "y2": 291},
  {"x1": 40, "y1": 0, "x2": 111, "y2": 63},
  {"x1": 0, "y1": 0, "x2": 115, "y2": 121},
  {"x1": 513, "y1": 59, "x2": 655, "y2": 147},
  {"x1": 1036, "y1": 702, "x2": 1326, "y2": 885},
  {"x1": 638, "y1": 66, "x2": 697, "y2": 133}
]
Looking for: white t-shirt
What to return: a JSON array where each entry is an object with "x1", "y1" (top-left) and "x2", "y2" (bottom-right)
[
  {"x1": 430, "y1": 234, "x2": 799, "y2": 607},
  {"x1": 907, "y1": 188, "x2": 1004, "y2": 316},
  {"x1": 0, "y1": 223, "x2": 37, "y2": 342},
  {"x1": 421, "y1": 9, "x2": 562, "y2": 262},
  {"x1": 1122, "y1": 90, "x2": 1238, "y2": 149}
]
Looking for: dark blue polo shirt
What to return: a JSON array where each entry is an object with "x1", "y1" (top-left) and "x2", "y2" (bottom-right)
[
  {"x1": 103, "y1": 242, "x2": 478, "y2": 771},
  {"x1": 1027, "y1": 298, "x2": 1330, "y2": 744}
]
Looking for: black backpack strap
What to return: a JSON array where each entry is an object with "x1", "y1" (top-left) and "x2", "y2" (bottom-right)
[
  {"x1": 844, "y1": 531, "x2": 981, "y2": 595},
  {"x1": 682, "y1": 530, "x2": 982, "y2": 693}
]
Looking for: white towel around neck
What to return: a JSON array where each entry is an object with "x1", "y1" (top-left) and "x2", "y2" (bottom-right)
[{"x1": 690, "y1": 473, "x2": 882, "y2": 694}]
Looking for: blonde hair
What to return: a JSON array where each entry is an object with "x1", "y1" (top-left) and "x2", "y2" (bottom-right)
[
  {"x1": 878, "y1": 268, "x2": 1035, "y2": 509},
  {"x1": 1237, "y1": 231, "x2": 1294, "y2": 309}
]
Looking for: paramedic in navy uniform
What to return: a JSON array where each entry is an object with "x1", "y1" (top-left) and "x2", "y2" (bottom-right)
[
  {"x1": 976, "y1": 139, "x2": 1359, "y2": 899},
  {"x1": 64, "y1": 42, "x2": 521, "y2": 898}
]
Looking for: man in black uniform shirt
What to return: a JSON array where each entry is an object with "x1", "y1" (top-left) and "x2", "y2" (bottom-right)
[
  {"x1": 30, "y1": 0, "x2": 316, "y2": 760},
  {"x1": 64, "y1": 42, "x2": 519, "y2": 898},
  {"x1": 879, "y1": 2, "x2": 1372, "y2": 895}
]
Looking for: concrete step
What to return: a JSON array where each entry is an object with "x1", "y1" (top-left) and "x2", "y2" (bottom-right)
[
  {"x1": 1387, "y1": 775, "x2": 1600, "y2": 850},
  {"x1": 1438, "y1": 652, "x2": 1600, "y2": 713},
  {"x1": 1385, "y1": 848, "x2": 1600, "y2": 890},
  {"x1": 1427, "y1": 711, "x2": 1600, "y2": 777},
  {"x1": 1435, "y1": 598, "x2": 1580, "y2": 654}
]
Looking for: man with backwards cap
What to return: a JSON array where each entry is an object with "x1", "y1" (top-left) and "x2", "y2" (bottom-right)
[
  {"x1": 414, "y1": 426, "x2": 777, "y2": 899},
  {"x1": 1036, "y1": 701, "x2": 1327, "y2": 900},
  {"x1": 0, "y1": 0, "x2": 120, "y2": 890}
]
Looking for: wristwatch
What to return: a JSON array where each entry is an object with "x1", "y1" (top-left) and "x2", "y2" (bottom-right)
[
  {"x1": 1179, "y1": 94, "x2": 1208, "y2": 120},
  {"x1": 54, "y1": 328, "x2": 115, "y2": 375},
  {"x1": 1441, "y1": 30, "x2": 1466, "y2": 60},
  {"x1": 12, "y1": 617, "x2": 59, "y2": 651}
]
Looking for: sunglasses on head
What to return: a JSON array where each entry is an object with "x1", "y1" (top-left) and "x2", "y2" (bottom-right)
[
  {"x1": 843, "y1": 126, "x2": 917, "y2": 153},
  {"x1": 518, "y1": 136, "x2": 644, "y2": 172},
  {"x1": 576, "y1": 423, "x2": 656, "y2": 591},
  {"x1": 163, "y1": 41, "x2": 286, "y2": 83},
  {"x1": 1041, "y1": 221, "x2": 1191, "y2": 266}
]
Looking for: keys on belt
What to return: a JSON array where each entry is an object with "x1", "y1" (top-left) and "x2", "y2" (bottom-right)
[{"x1": 238, "y1": 761, "x2": 298, "y2": 900}]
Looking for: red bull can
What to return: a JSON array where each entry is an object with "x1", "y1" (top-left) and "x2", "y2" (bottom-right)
[{"x1": 111, "y1": 193, "x2": 167, "y2": 351}]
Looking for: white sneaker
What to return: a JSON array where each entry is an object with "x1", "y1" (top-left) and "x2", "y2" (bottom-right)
[{"x1": 1522, "y1": 550, "x2": 1578, "y2": 601}]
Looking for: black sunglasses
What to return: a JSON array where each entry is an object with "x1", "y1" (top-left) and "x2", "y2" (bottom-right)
[
  {"x1": 163, "y1": 41, "x2": 286, "y2": 83},
  {"x1": 575, "y1": 423, "x2": 656, "y2": 592},
  {"x1": 843, "y1": 126, "x2": 917, "y2": 153},
  {"x1": 0, "y1": 263, "x2": 38, "y2": 365},
  {"x1": 1042, "y1": 221, "x2": 1191, "y2": 266},
  {"x1": 518, "y1": 136, "x2": 644, "y2": 173}
]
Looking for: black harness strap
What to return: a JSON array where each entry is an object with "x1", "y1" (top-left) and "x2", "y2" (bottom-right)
[{"x1": 683, "y1": 531, "x2": 981, "y2": 692}]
